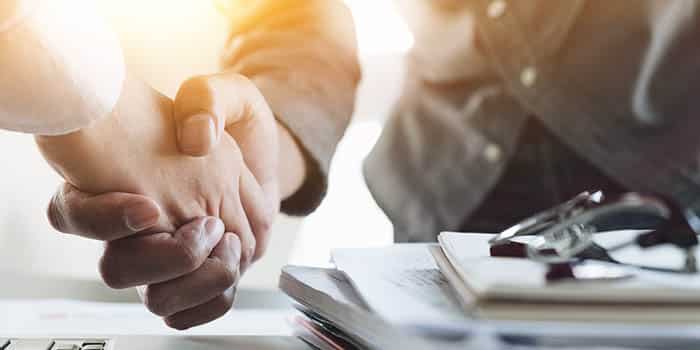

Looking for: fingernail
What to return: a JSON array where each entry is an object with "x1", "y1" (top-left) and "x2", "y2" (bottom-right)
[
  {"x1": 124, "y1": 201, "x2": 160, "y2": 231},
  {"x1": 180, "y1": 114, "x2": 216, "y2": 155},
  {"x1": 204, "y1": 217, "x2": 224, "y2": 236}
]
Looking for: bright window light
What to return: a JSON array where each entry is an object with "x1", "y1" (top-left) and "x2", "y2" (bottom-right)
[{"x1": 343, "y1": 0, "x2": 413, "y2": 57}]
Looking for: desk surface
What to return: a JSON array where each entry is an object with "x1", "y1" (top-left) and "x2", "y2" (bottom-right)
[
  {"x1": 0, "y1": 271, "x2": 293, "y2": 308},
  {"x1": 105, "y1": 336, "x2": 310, "y2": 350},
  {"x1": 2, "y1": 299, "x2": 309, "y2": 349}
]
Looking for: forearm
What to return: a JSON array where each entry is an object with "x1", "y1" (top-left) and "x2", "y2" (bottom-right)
[
  {"x1": 223, "y1": 0, "x2": 361, "y2": 215},
  {"x1": 0, "y1": 0, "x2": 124, "y2": 135}
]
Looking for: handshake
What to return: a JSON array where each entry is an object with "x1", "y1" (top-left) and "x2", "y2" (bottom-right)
[{"x1": 34, "y1": 73, "x2": 303, "y2": 329}]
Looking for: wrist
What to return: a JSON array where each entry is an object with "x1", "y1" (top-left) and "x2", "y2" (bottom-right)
[
  {"x1": 34, "y1": 104, "x2": 118, "y2": 188},
  {"x1": 276, "y1": 120, "x2": 307, "y2": 200},
  {"x1": 35, "y1": 76, "x2": 168, "y2": 193}
]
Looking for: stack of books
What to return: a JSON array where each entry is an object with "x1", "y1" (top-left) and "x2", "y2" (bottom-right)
[{"x1": 279, "y1": 233, "x2": 700, "y2": 350}]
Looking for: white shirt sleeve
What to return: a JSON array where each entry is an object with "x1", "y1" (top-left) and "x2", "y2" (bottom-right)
[{"x1": 0, "y1": 0, "x2": 125, "y2": 135}]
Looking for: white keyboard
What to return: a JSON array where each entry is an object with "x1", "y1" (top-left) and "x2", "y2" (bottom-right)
[{"x1": 0, "y1": 339, "x2": 113, "y2": 350}]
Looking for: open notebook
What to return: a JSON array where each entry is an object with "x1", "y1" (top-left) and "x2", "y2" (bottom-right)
[{"x1": 434, "y1": 231, "x2": 700, "y2": 323}]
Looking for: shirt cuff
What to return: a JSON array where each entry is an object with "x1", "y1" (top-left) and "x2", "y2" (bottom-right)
[{"x1": 252, "y1": 75, "x2": 353, "y2": 215}]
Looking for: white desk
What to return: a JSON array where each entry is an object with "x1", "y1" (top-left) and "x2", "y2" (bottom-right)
[
  {"x1": 0, "y1": 300, "x2": 309, "y2": 349},
  {"x1": 0, "y1": 299, "x2": 296, "y2": 336}
]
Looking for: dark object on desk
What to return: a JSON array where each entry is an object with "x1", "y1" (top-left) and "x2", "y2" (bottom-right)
[{"x1": 488, "y1": 191, "x2": 700, "y2": 281}]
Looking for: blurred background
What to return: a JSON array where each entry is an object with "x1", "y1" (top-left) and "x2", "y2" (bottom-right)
[{"x1": 0, "y1": 0, "x2": 412, "y2": 296}]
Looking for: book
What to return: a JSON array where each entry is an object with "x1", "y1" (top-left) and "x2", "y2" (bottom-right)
[{"x1": 436, "y1": 231, "x2": 700, "y2": 323}]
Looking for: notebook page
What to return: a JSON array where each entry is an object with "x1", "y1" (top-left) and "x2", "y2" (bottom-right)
[{"x1": 331, "y1": 244, "x2": 466, "y2": 327}]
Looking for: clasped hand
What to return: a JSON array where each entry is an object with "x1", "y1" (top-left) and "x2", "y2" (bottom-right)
[{"x1": 35, "y1": 73, "x2": 280, "y2": 329}]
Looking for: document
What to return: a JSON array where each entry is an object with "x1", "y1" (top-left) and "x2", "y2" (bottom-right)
[
  {"x1": 282, "y1": 264, "x2": 700, "y2": 349},
  {"x1": 331, "y1": 244, "x2": 467, "y2": 328}
]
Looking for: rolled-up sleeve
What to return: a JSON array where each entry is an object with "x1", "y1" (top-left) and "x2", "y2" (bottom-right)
[{"x1": 221, "y1": 0, "x2": 361, "y2": 215}]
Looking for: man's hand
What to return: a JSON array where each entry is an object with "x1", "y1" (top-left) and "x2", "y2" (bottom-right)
[
  {"x1": 36, "y1": 75, "x2": 273, "y2": 268},
  {"x1": 37, "y1": 75, "x2": 275, "y2": 329},
  {"x1": 173, "y1": 73, "x2": 283, "y2": 259},
  {"x1": 48, "y1": 186, "x2": 239, "y2": 329},
  {"x1": 173, "y1": 72, "x2": 307, "y2": 208}
]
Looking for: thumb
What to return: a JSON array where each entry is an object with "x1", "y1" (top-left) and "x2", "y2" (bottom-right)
[
  {"x1": 173, "y1": 73, "x2": 276, "y2": 163},
  {"x1": 173, "y1": 76, "x2": 224, "y2": 157},
  {"x1": 173, "y1": 72, "x2": 279, "y2": 197}
]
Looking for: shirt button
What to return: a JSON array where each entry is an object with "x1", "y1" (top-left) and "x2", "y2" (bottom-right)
[
  {"x1": 520, "y1": 66, "x2": 538, "y2": 87},
  {"x1": 483, "y1": 143, "x2": 503, "y2": 163},
  {"x1": 487, "y1": 0, "x2": 507, "y2": 19}
]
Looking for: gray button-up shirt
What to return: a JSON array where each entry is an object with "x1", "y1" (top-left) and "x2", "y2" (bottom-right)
[{"x1": 222, "y1": 0, "x2": 700, "y2": 242}]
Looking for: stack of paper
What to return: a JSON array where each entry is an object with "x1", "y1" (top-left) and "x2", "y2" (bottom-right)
[
  {"x1": 279, "y1": 242, "x2": 700, "y2": 349},
  {"x1": 435, "y1": 231, "x2": 700, "y2": 323}
]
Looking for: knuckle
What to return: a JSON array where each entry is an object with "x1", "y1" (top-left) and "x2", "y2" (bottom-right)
[
  {"x1": 247, "y1": 217, "x2": 270, "y2": 264},
  {"x1": 252, "y1": 234, "x2": 269, "y2": 263},
  {"x1": 175, "y1": 238, "x2": 205, "y2": 273},
  {"x1": 216, "y1": 269, "x2": 237, "y2": 294},
  {"x1": 178, "y1": 76, "x2": 215, "y2": 102},
  {"x1": 99, "y1": 251, "x2": 127, "y2": 289},
  {"x1": 214, "y1": 291, "x2": 236, "y2": 312},
  {"x1": 164, "y1": 291, "x2": 236, "y2": 330},
  {"x1": 230, "y1": 74, "x2": 266, "y2": 118},
  {"x1": 143, "y1": 286, "x2": 172, "y2": 317},
  {"x1": 164, "y1": 317, "x2": 190, "y2": 331},
  {"x1": 47, "y1": 187, "x2": 72, "y2": 233},
  {"x1": 214, "y1": 261, "x2": 238, "y2": 292},
  {"x1": 240, "y1": 241, "x2": 256, "y2": 267},
  {"x1": 252, "y1": 215, "x2": 273, "y2": 241},
  {"x1": 46, "y1": 199, "x2": 67, "y2": 233}
]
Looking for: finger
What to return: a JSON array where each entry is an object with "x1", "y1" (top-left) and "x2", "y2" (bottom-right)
[
  {"x1": 48, "y1": 182, "x2": 161, "y2": 241},
  {"x1": 143, "y1": 233, "x2": 242, "y2": 317},
  {"x1": 99, "y1": 217, "x2": 224, "y2": 289},
  {"x1": 219, "y1": 76, "x2": 279, "y2": 203},
  {"x1": 239, "y1": 166, "x2": 276, "y2": 262},
  {"x1": 220, "y1": 196, "x2": 256, "y2": 274},
  {"x1": 164, "y1": 287, "x2": 237, "y2": 330}
]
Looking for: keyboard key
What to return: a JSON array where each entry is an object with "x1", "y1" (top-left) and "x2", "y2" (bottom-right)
[
  {"x1": 50, "y1": 340, "x2": 83, "y2": 350},
  {"x1": 82, "y1": 340, "x2": 106, "y2": 350},
  {"x1": 82, "y1": 341, "x2": 106, "y2": 347},
  {"x1": 6, "y1": 339, "x2": 52, "y2": 350},
  {"x1": 50, "y1": 344, "x2": 78, "y2": 350},
  {"x1": 81, "y1": 346, "x2": 104, "y2": 350}
]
